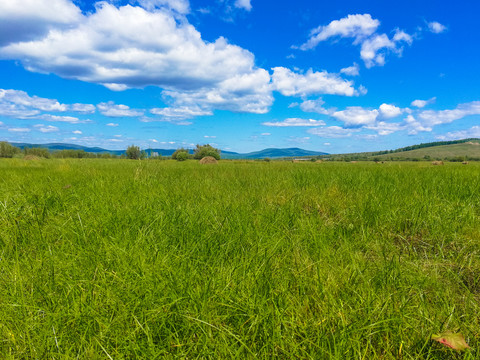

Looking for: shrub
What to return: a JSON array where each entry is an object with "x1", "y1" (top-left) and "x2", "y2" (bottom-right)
[
  {"x1": 193, "y1": 144, "x2": 220, "y2": 160},
  {"x1": 0, "y1": 142, "x2": 21, "y2": 158},
  {"x1": 126, "y1": 145, "x2": 141, "y2": 160},
  {"x1": 24, "y1": 147, "x2": 50, "y2": 158},
  {"x1": 175, "y1": 151, "x2": 189, "y2": 161}
]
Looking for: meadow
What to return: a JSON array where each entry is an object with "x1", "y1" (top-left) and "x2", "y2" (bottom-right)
[{"x1": 0, "y1": 159, "x2": 479, "y2": 359}]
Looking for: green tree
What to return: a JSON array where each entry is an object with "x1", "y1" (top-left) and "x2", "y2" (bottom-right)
[
  {"x1": 175, "y1": 151, "x2": 189, "y2": 161},
  {"x1": 126, "y1": 145, "x2": 141, "y2": 160},
  {"x1": 172, "y1": 148, "x2": 190, "y2": 160},
  {"x1": 193, "y1": 144, "x2": 221, "y2": 160},
  {"x1": 0, "y1": 142, "x2": 20, "y2": 158},
  {"x1": 24, "y1": 147, "x2": 50, "y2": 158}
]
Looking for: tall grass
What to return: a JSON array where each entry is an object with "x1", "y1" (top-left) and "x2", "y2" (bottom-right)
[{"x1": 0, "y1": 159, "x2": 479, "y2": 358}]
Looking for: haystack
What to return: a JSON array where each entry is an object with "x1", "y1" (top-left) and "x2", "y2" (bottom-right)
[
  {"x1": 199, "y1": 156, "x2": 218, "y2": 164},
  {"x1": 432, "y1": 161, "x2": 444, "y2": 165},
  {"x1": 24, "y1": 155, "x2": 41, "y2": 161}
]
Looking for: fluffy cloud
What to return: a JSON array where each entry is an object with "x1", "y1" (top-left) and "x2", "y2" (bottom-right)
[
  {"x1": 298, "y1": 14, "x2": 413, "y2": 68},
  {"x1": 97, "y1": 102, "x2": 144, "y2": 117},
  {"x1": 365, "y1": 121, "x2": 403, "y2": 135},
  {"x1": 150, "y1": 106, "x2": 212, "y2": 119},
  {"x1": 71, "y1": 103, "x2": 96, "y2": 114},
  {"x1": 411, "y1": 97, "x2": 436, "y2": 108},
  {"x1": 234, "y1": 0, "x2": 252, "y2": 11},
  {"x1": 299, "y1": 14, "x2": 380, "y2": 50},
  {"x1": 308, "y1": 126, "x2": 359, "y2": 138},
  {"x1": 38, "y1": 114, "x2": 92, "y2": 124},
  {"x1": 272, "y1": 67, "x2": 358, "y2": 97},
  {"x1": 134, "y1": 0, "x2": 190, "y2": 14},
  {"x1": 299, "y1": 98, "x2": 333, "y2": 115},
  {"x1": 34, "y1": 124, "x2": 59, "y2": 133},
  {"x1": 436, "y1": 126, "x2": 480, "y2": 141},
  {"x1": 332, "y1": 107, "x2": 379, "y2": 126},
  {"x1": 340, "y1": 63, "x2": 360, "y2": 76},
  {"x1": 428, "y1": 21, "x2": 447, "y2": 34},
  {"x1": 379, "y1": 103, "x2": 402, "y2": 118},
  {"x1": 0, "y1": 0, "x2": 82, "y2": 46},
  {"x1": 106, "y1": 123, "x2": 119, "y2": 127},
  {"x1": 417, "y1": 101, "x2": 480, "y2": 126},
  {"x1": 0, "y1": 2, "x2": 272, "y2": 114},
  {"x1": 8, "y1": 127, "x2": 31, "y2": 132},
  {"x1": 262, "y1": 118, "x2": 326, "y2": 127}
]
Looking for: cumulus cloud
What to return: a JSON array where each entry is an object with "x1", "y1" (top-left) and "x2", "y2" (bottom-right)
[
  {"x1": 272, "y1": 67, "x2": 358, "y2": 97},
  {"x1": 234, "y1": 0, "x2": 252, "y2": 11},
  {"x1": 411, "y1": 97, "x2": 436, "y2": 108},
  {"x1": 299, "y1": 14, "x2": 380, "y2": 50},
  {"x1": 0, "y1": 2, "x2": 272, "y2": 114},
  {"x1": 34, "y1": 124, "x2": 60, "y2": 133},
  {"x1": 332, "y1": 107, "x2": 379, "y2": 126},
  {"x1": 71, "y1": 103, "x2": 96, "y2": 114},
  {"x1": 38, "y1": 114, "x2": 92, "y2": 124},
  {"x1": 436, "y1": 126, "x2": 480, "y2": 141},
  {"x1": 97, "y1": 102, "x2": 144, "y2": 117},
  {"x1": 379, "y1": 103, "x2": 402, "y2": 118},
  {"x1": 0, "y1": 0, "x2": 82, "y2": 46},
  {"x1": 134, "y1": 0, "x2": 190, "y2": 14},
  {"x1": 428, "y1": 21, "x2": 447, "y2": 34},
  {"x1": 298, "y1": 14, "x2": 413, "y2": 68},
  {"x1": 299, "y1": 98, "x2": 333, "y2": 115},
  {"x1": 73, "y1": 130, "x2": 82, "y2": 134},
  {"x1": 340, "y1": 63, "x2": 360, "y2": 76},
  {"x1": 308, "y1": 126, "x2": 359, "y2": 138},
  {"x1": 365, "y1": 121, "x2": 403, "y2": 135},
  {"x1": 417, "y1": 101, "x2": 480, "y2": 127},
  {"x1": 150, "y1": 106, "x2": 212, "y2": 119},
  {"x1": 8, "y1": 127, "x2": 31, "y2": 132},
  {"x1": 262, "y1": 118, "x2": 326, "y2": 127},
  {"x1": 106, "y1": 123, "x2": 119, "y2": 127}
]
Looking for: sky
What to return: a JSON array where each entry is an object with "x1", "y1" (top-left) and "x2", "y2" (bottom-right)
[{"x1": 1, "y1": 0, "x2": 479, "y2": 154}]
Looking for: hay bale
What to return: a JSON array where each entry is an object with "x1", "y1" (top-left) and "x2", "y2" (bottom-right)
[
  {"x1": 24, "y1": 155, "x2": 41, "y2": 161},
  {"x1": 199, "y1": 156, "x2": 218, "y2": 164},
  {"x1": 432, "y1": 161, "x2": 444, "y2": 165},
  {"x1": 462, "y1": 161, "x2": 469, "y2": 165}
]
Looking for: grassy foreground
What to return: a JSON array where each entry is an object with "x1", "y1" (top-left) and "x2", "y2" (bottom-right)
[{"x1": 0, "y1": 159, "x2": 479, "y2": 359}]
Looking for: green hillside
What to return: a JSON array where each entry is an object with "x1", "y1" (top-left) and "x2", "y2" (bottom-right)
[{"x1": 374, "y1": 140, "x2": 480, "y2": 160}]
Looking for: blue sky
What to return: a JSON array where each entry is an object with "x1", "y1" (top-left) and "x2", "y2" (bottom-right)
[{"x1": 1, "y1": 0, "x2": 479, "y2": 153}]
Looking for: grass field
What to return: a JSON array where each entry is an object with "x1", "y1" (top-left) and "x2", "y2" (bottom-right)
[
  {"x1": 374, "y1": 141, "x2": 480, "y2": 160},
  {"x1": 0, "y1": 159, "x2": 479, "y2": 359}
]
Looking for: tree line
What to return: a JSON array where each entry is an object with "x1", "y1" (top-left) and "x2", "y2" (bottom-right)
[{"x1": 0, "y1": 142, "x2": 221, "y2": 160}]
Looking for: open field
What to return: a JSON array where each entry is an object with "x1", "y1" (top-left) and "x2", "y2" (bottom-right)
[{"x1": 1, "y1": 159, "x2": 479, "y2": 359}]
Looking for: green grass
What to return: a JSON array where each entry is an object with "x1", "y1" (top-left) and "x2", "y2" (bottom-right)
[
  {"x1": 375, "y1": 141, "x2": 480, "y2": 160},
  {"x1": 0, "y1": 159, "x2": 479, "y2": 359}
]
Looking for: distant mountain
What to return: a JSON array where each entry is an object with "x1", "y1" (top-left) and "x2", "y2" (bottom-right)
[{"x1": 9, "y1": 143, "x2": 328, "y2": 159}]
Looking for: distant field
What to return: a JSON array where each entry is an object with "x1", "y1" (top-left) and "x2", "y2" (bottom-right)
[
  {"x1": 0, "y1": 159, "x2": 479, "y2": 359},
  {"x1": 375, "y1": 141, "x2": 480, "y2": 160}
]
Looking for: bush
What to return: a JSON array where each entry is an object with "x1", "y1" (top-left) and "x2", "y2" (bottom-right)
[
  {"x1": 172, "y1": 148, "x2": 191, "y2": 160},
  {"x1": 24, "y1": 147, "x2": 50, "y2": 158},
  {"x1": 175, "y1": 151, "x2": 189, "y2": 161},
  {"x1": 126, "y1": 145, "x2": 141, "y2": 160},
  {"x1": 193, "y1": 144, "x2": 220, "y2": 160},
  {"x1": 0, "y1": 142, "x2": 21, "y2": 158}
]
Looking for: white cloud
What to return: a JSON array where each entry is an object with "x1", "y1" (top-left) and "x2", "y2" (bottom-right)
[
  {"x1": 204, "y1": 135, "x2": 216, "y2": 138},
  {"x1": 262, "y1": 118, "x2": 326, "y2": 127},
  {"x1": 234, "y1": 0, "x2": 252, "y2": 11},
  {"x1": 39, "y1": 114, "x2": 91, "y2": 124},
  {"x1": 298, "y1": 14, "x2": 413, "y2": 68},
  {"x1": 8, "y1": 127, "x2": 31, "y2": 132},
  {"x1": 0, "y1": 0, "x2": 82, "y2": 46},
  {"x1": 428, "y1": 21, "x2": 447, "y2": 34},
  {"x1": 34, "y1": 124, "x2": 59, "y2": 133},
  {"x1": 379, "y1": 103, "x2": 402, "y2": 118},
  {"x1": 97, "y1": 102, "x2": 143, "y2": 117},
  {"x1": 411, "y1": 97, "x2": 436, "y2": 108},
  {"x1": 332, "y1": 107, "x2": 379, "y2": 126},
  {"x1": 71, "y1": 103, "x2": 96, "y2": 114},
  {"x1": 150, "y1": 105, "x2": 212, "y2": 119},
  {"x1": 272, "y1": 67, "x2": 358, "y2": 97},
  {"x1": 299, "y1": 14, "x2": 380, "y2": 50},
  {"x1": 0, "y1": 89, "x2": 67, "y2": 116},
  {"x1": 417, "y1": 101, "x2": 480, "y2": 127},
  {"x1": 134, "y1": 0, "x2": 190, "y2": 14},
  {"x1": 340, "y1": 63, "x2": 360, "y2": 76},
  {"x1": 404, "y1": 115, "x2": 432, "y2": 134},
  {"x1": 365, "y1": 121, "x2": 403, "y2": 135},
  {"x1": 0, "y1": 2, "x2": 272, "y2": 115},
  {"x1": 299, "y1": 98, "x2": 333, "y2": 115},
  {"x1": 436, "y1": 126, "x2": 480, "y2": 141},
  {"x1": 261, "y1": 133, "x2": 271, "y2": 136},
  {"x1": 106, "y1": 123, "x2": 119, "y2": 127},
  {"x1": 308, "y1": 126, "x2": 359, "y2": 138},
  {"x1": 73, "y1": 130, "x2": 82, "y2": 134}
]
